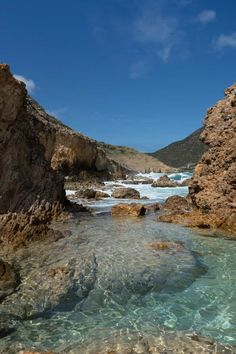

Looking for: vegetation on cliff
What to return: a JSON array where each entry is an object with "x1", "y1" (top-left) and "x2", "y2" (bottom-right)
[{"x1": 150, "y1": 128, "x2": 208, "y2": 169}]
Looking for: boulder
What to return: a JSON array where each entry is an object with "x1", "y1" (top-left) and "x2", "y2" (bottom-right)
[
  {"x1": 111, "y1": 203, "x2": 146, "y2": 217},
  {"x1": 162, "y1": 195, "x2": 191, "y2": 212},
  {"x1": 152, "y1": 175, "x2": 177, "y2": 187},
  {"x1": 144, "y1": 203, "x2": 161, "y2": 213},
  {"x1": 111, "y1": 188, "x2": 140, "y2": 199},
  {"x1": 95, "y1": 191, "x2": 110, "y2": 200},
  {"x1": 75, "y1": 189, "x2": 96, "y2": 199}
]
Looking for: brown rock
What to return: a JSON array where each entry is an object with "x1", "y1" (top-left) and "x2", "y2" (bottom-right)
[
  {"x1": 0, "y1": 64, "x2": 68, "y2": 246},
  {"x1": 111, "y1": 187, "x2": 140, "y2": 199},
  {"x1": 168, "y1": 83, "x2": 236, "y2": 234},
  {"x1": 152, "y1": 175, "x2": 177, "y2": 187},
  {"x1": 111, "y1": 203, "x2": 146, "y2": 217},
  {"x1": 144, "y1": 203, "x2": 161, "y2": 213},
  {"x1": 95, "y1": 191, "x2": 110, "y2": 199},
  {"x1": 162, "y1": 196, "x2": 191, "y2": 211},
  {"x1": 180, "y1": 178, "x2": 191, "y2": 186}
]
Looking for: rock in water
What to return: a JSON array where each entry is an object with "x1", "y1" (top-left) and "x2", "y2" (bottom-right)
[
  {"x1": 111, "y1": 187, "x2": 140, "y2": 199},
  {"x1": 111, "y1": 203, "x2": 146, "y2": 216},
  {"x1": 152, "y1": 175, "x2": 177, "y2": 187}
]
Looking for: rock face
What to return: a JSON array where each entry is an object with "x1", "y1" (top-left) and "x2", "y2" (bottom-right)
[
  {"x1": 0, "y1": 65, "x2": 66, "y2": 215},
  {"x1": 0, "y1": 64, "x2": 67, "y2": 246},
  {"x1": 152, "y1": 175, "x2": 177, "y2": 187},
  {"x1": 188, "y1": 84, "x2": 236, "y2": 234},
  {"x1": 111, "y1": 187, "x2": 140, "y2": 199},
  {"x1": 160, "y1": 85, "x2": 236, "y2": 235},
  {"x1": 26, "y1": 97, "x2": 125, "y2": 181}
]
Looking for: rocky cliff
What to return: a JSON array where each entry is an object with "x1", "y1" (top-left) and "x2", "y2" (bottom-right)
[
  {"x1": 0, "y1": 64, "x2": 67, "y2": 246},
  {"x1": 0, "y1": 64, "x2": 124, "y2": 247},
  {"x1": 188, "y1": 84, "x2": 236, "y2": 233},
  {"x1": 99, "y1": 142, "x2": 174, "y2": 173},
  {"x1": 161, "y1": 84, "x2": 236, "y2": 235},
  {"x1": 150, "y1": 128, "x2": 208, "y2": 169},
  {"x1": 26, "y1": 97, "x2": 125, "y2": 180}
]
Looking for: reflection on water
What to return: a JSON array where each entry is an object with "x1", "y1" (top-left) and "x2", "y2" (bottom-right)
[{"x1": 1, "y1": 213, "x2": 236, "y2": 352}]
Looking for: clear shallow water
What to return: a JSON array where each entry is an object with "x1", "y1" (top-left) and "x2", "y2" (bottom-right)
[
  {"x1": 2, "y1": 214, "x2": 236, "y2": 352},
  {"x1": 2, "y1": 172, "x2": 236, "y2": 352}
]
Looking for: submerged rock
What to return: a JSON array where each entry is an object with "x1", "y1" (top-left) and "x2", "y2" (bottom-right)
[
  {"x1": 111, "y1": 203, "x2": 146, "y2": 217},
  {"x1": 152, "y1": 175, "x2": 177, "y2": 187},
  {"x1": 0, "y1": 260, "x2": 17, "y2": 301},
  {"x1": 148, "y1": 240, "x2": 185, "y2": 252},
  {"x1": 111, "y1": 187, "x2": 140, "y2": 199}
]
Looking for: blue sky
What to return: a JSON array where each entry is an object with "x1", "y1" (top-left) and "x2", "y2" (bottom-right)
[{"x1": 1, "y1": 0, "x2": 236, "y2": 151}]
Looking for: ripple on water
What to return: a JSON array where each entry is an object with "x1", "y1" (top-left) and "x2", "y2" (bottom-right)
[{"x1": 0, "y1": 214, "x2": 236, "y2": 353}]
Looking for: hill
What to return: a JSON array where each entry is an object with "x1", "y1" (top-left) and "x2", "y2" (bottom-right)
[
  {"x1": 99, "y1": 142, "x2": 174, "y2": 173},
  {"x1": 150, "y1": 128, "x2": 208, "y2": 169}
]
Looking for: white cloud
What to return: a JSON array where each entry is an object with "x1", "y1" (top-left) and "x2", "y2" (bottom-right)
[
  {"x1": 133, "y1": 12, "x2": 179, "y2": 62},
  {"x1": 13, "y1": 74, "x2": 36, "y2": 94},
  {"x1": 196, "y1": 10, "x2": 216, "y2": 24},
  {"x1": 215, "y1": 32, "x2": 236, "y2": 50}
]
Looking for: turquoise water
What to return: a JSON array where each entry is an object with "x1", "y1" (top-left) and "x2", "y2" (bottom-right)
[{"x1": 3, "y1": 214, "x2": 236, "y2": 352}]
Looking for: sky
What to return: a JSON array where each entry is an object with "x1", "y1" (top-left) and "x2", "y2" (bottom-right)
[{"x1": 1, "y1": 0, "x2": 236, "y2": 151}]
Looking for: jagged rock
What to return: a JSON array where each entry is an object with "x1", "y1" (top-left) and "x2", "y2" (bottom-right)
[
  {"x1": 0, "y1": 64, "x2": 68, "y2": 246},
  {"x1": 111, "y1": 203, "x2": 146, "y2": 217},
  {"x1": 187, "y1": 84, "x2": 236, "y2": 233},
  {"x1": 151, "y1": 175, "x2": 177, "y2": 187},
  {"x1": 26, "y1": 97, "x2": 125, "y2": 181},
  {"x1": 160, "y1": 84, "x2": 236, "y2": 235},
  {"x1": 111, "y1": 188, "x2": 140, "y2": 199},
  {"x1": 162, "y1": 195, "x2": 192, "y2": 212}
]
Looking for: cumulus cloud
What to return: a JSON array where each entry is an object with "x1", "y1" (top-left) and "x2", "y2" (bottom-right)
[
  {"x1": 196, "y1": 10, "x2": 216, "y2": 24},
  {"x1": 132, "y1": 12, "x2": 179, "y2": 62},
  {"x1": 215, "y1": 32, "x2": 236, "y2": 50},
  {"x1": 13, "y1": 74, "x2": 36, "y2": 94}
]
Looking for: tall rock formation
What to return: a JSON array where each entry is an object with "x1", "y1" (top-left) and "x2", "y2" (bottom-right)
[
  {"x1": 160, "y1": 84, "x2": 236, "y2": 235},
  {"x1": 0, "y1": 64, "x2": 67, "y2": 246},
  {"x1": 188, "y1": 84, "x2": 236, "y2": 233},
  {"x1": 0, "y1": 64, "x2": 125, "y2": 247}
]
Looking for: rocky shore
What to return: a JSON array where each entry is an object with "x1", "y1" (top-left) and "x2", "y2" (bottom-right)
[
  {"x1": 159, "y1": 84, "x2": 236, "y2": 236},
  {"x1": 1, "y1": 64, "x2": 236, "y2": 353}
]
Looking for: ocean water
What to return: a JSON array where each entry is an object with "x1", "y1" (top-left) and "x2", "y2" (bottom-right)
[
  {"x1": 67, "y1": 172, "x2": 190, "y2": 214},
  {"x1": 1, "y1": 172, "x2": 236, "y2": 353}
]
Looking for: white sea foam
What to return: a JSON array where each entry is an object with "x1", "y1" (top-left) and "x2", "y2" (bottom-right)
[{"x1": 65, "y1": 172, "x2": 191, "y2": 213}]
